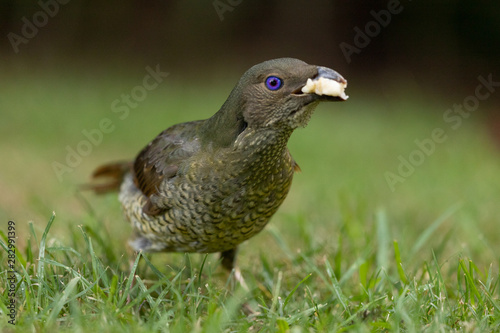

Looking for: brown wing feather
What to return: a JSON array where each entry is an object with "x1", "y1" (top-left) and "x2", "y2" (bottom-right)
[
  {"x1": 133, "y1": 137, "x2": 180, "y2": 197},
  {"x1": 132, "y1": 121, "x2": 203, "y2": 214}
]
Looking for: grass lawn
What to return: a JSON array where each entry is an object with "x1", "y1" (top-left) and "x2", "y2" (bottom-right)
[{"x1": 1, "y1": 66, "x2": 500, "y2": 332}]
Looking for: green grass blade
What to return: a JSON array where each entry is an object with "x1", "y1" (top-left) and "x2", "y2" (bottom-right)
[
  {"x1": 325, "y1": 259, "x2": 350, "y2": 316},
  {"x1": 270, "y1": 271, "x2": 283, "y2": 315},
  {"x1": 376, "y1": 208, "x2": 390, "y2": 270},
  {"x1": 117, "y1": 251, "x2": 142, "y2": 308},
  {"x1": 36, "y1": 212, "x2": 56, "y2": 311},
  {"x1": 283, "y1": 272, "x2": 312, "y2": 310},
  {"x1": 410, "y1": 204, "x2": 460, "y2": 258},
  {"x1": 394, "y1": 240, "x2": 408, "y2": 284},
  {"x1": 459, "y1": 258, "x2": 484, "y2": 307},
  {"x1": 46, "y1": 276, "x2": 80, "y2": 327}
]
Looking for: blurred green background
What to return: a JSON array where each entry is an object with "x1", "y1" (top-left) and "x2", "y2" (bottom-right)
[{"x1": 1, "y1": 1, "x2": 499, "y2": 267}]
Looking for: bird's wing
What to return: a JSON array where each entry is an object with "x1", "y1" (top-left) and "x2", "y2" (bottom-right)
[{"x1": 133, "y1": 120, "x2": 203, "y2": 215}]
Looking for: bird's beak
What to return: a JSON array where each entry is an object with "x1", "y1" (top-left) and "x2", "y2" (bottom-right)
[{"x1": 298, "y1": 66, "x2": 348, "y2": 101}]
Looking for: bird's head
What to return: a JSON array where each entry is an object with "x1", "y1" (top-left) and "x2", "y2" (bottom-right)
[
  {"x1": 238, "y1": 58, "x2": 348, "y2": 130},
  {"x1": 203, "y1": 58, "x2": 348, "y2": 147}
]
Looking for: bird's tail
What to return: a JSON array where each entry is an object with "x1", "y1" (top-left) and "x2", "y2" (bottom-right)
[{"x1": 82, "y1": 161, "x2": 133, "y2": 194}]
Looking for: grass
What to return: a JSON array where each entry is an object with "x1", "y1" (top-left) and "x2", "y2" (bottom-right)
[{"x1": 1, "y1": 65, "x2": 500, "y2": 331}]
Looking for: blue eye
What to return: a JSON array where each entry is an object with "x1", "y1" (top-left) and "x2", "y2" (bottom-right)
[{"x1": 265, "y1": 76, "x2": 282, "y2": 91}]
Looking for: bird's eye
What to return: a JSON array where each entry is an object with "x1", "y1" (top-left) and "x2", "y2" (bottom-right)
[{"x1": 265, "y1": 76, "x2": 283, "y2": 91}]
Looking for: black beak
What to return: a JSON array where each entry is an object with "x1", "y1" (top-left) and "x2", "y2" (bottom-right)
[
  {"x1": 314, "y1": 66, "x2": 348, "y2": 102},
  {"x1": 293, "y1": 66, "x2": 348, "y2": 102},
  {"x1": 316, "y1": 66, "x2": 347, "y2": 85}
]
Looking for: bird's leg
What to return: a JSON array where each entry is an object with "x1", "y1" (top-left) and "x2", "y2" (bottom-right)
[
  {"x1": 220, "y1": 248, "x2": 237, "y2": 271},
  {"x1": 220, "y1": 248, "x2": 248, "y2": 290}
]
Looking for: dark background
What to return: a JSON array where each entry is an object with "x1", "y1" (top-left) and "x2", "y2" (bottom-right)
[{"x1": 2, "y1": 0, "x2": 499, "y2": 100}]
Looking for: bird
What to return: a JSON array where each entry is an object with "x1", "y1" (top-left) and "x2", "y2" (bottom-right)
[{"x1": 89, "y1": 58, "x2": 348, "y2": 272}]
